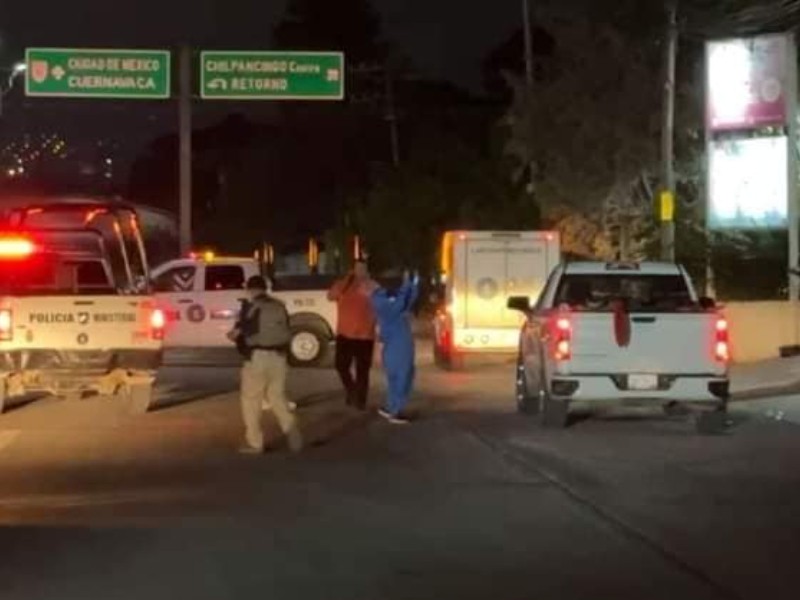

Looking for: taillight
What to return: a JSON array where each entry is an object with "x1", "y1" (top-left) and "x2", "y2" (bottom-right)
[
  {"x1": 150, "y1": 308, "x2": 165, "y2": 340},
  {"x1": 0, "y1": 309, "x2": 12, "y2": 341},
  {"x1": 715, "y1": 317, "x2": 729, "y2": 362},
  {"x1": 553, "y1": 314, "x2": 571, "y2": 361}
]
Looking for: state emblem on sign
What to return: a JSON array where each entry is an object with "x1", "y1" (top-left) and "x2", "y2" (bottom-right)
[{"x1": 31, "y1": 60, "x2": 49, "y2": 83}]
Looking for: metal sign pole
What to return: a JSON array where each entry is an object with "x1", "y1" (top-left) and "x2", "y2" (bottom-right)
[
  {"x1": 786, "y1": 34, "x2": 799, "y2": 344},
  {"x1": 178, "y1": 45, "x2": 192, "y2": 255}
]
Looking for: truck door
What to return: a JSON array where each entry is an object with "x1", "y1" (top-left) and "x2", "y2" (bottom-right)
[
  {"x1": 502, "y1": 239, "x2": 551, "y2": 327},
  {"x1": 464, "y1": 238, "x2": 509, "y2": 329},
  {"x1": 152, "y1": 263, "x2": 203, "y2": 347},
  {"x1": 201, "y1": 263, "x2": 248, "y2": 345}
]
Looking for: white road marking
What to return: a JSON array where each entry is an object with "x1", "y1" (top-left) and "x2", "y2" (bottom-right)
[{"x1": 0, "y1": 430, "x2": 20, "y2": 453}]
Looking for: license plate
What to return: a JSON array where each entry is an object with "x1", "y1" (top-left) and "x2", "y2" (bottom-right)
[{"x1": 627, "y1": 374, "x2": 658, "y2": 391}]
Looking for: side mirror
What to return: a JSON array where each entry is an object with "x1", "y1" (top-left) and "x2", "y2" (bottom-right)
[
  {"x1": 699, "y1": 296, "x2": 716, "y2": 310},
  {"x1": 507, "y1": 296, "x2": 532, "y2": 313}
]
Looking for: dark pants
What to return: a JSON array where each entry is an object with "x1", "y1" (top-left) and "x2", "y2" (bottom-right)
[{"x1": 335, "y1": 336, "x2": 375, "y2": 409}]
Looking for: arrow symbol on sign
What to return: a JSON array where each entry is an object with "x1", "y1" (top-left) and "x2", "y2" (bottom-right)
[
  {"x1": 207, "y1": 78, "x2": 228, "y2": 91},
  {"x1": 51, "y1": 66, "x2": 66, "y2": 80}
]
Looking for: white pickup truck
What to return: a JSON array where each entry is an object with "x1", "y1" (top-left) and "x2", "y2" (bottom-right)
[
  {"x1": 151, "y1": 256, "x2": 337, "y2": 366},
  {"x1": 507, "y1": 261, "x2": 730, "y2": 432},
  {"x1": 0, "y1": 203, "x2": 165, "y2": 413}
]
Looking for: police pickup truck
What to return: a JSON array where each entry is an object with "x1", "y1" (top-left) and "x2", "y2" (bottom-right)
[
  {"x1": 507, "y1": 261, "x2": 730, "y2": 432},
  {"x1": 151, "y1": 254, "x2": 337, "y2": 366},
  {"x1": 0, "y1": 203, "x2": 164, "y2": 413}
]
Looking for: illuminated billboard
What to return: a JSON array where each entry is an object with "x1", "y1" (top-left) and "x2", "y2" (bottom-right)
[
  {"x1": 708, "y1": 135, "x2": 788, "y2": 229},
  {"x1": 706, "y1": 34, "x2": 789, "y2": 131}
]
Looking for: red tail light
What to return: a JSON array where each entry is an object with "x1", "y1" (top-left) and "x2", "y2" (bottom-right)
[
  {"x1": 553, "y1": 314, "x2": 572, "y2": 361},
  {"x1": 150, "y1": 308, "x2": 165, "y2": 340},
  {"x1": 0, "y1": 309, "x2": 12, "y2": 341},
  {"x1": 715, "y1": 317, "x2": 729, "y2": 362}
]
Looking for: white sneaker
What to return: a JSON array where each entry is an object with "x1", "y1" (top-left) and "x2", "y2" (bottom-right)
[
  {"x1": 378, "y1": 408, "x2": 409, "y2": 425},
  {"x1": 238, "y1": 443, "x2": 264, "y2": 455},
  {"x1": 263, "y1": 401, "x2": 297, "y2": 412}
]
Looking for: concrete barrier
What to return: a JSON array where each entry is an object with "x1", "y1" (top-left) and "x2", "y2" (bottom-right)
[{"x1": 723, "y1": 301, "x2": 799, "y2": 363}]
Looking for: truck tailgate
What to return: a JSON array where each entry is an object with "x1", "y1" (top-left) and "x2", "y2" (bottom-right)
[
  {"x1": 567, "y1": 312, "x2": 722, "y2": 375},
  {"x1": 4, "y1": 296, "x2": 160, "y2": 351}
]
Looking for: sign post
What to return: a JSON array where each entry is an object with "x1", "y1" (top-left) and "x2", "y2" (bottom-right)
[
  {"x1": 200, "y1": 51, "x2": 344, "y2": 100},
  {"x1": 25, "y1": 48, "x2": 171, "y2": 99}
]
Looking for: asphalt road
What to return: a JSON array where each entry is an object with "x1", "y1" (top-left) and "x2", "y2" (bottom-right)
[{"x1": 0, "y1": 355, "x2": 799, "y2": 600}]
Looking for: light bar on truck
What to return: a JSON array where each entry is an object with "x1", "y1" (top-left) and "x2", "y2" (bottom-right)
[{"x1": 0, "y1": 236, "x2": 36, "y2": 259}]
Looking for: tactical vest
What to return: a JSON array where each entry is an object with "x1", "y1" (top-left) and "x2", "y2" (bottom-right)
[{"x1": 244, "y1": 294, "x2": 291, "y2": 350}]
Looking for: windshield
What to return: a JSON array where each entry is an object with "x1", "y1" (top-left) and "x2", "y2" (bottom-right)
[
  {"x1": 554, "y1": 274, "x2": 696, "y2": 313},
  {"x1": 0, "y1": 256, "x2": 116, "y2": 296}
]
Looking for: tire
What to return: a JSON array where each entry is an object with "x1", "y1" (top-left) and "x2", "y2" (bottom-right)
[
  {"x1": 541, "y1": 394, "x2": 570, "y2": 428},
  {"x1": 289, "y1": 324, "x2": 329, "y2": 368},
  {"x1": 695, "y1": 404, "x2": 729, "y2": 435},
  {"x1": 663, "y1": 401, "x2": 691, "y2": 417},
  {"x1": 516, "y1": 356, "x2": 541, "y2": 415},
  {"x1": 434, "y1": 341, "x2": 448, "y2": 369},
  {"x1": 433, "y1": 341, "x2": 465, "y2": 371}
]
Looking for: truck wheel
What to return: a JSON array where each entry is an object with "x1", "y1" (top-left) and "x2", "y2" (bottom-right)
[
  {"x1": 695, "y1": 405, "x2": 729, "y2": 435},
  {"x1": 289, "y1": 324, "x2": 329, "y2": 367},
  {"x1": 435, "y1": 346, "x2": 464, "y2": 371},
  {"x1": 516, "y1": 357, "x2": 541, "y2": 415},
  {"x1": 541, "y1": 394, "x2": 570, "y2": 428},
  {"x1": 433, "y1": 341, "x2": 448, "y2": 368}
]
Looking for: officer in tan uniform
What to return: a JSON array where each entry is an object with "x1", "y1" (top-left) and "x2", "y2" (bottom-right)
[{"x1": 228, "y1": 275, "x2": 303, "y2": 454}]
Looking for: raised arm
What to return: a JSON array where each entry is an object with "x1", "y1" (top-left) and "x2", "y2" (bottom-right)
[{"x1": 397, "y1": 274, "x2": 420, "y2": 313}]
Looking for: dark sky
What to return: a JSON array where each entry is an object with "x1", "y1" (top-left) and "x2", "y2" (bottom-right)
[{"x1": 1, "y1": 0, "x2": 522, "y2": 89}]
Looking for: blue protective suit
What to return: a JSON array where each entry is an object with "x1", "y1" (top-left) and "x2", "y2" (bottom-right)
[{"x1": 371, "y1": 278, "x2": 419, "y2": 416}]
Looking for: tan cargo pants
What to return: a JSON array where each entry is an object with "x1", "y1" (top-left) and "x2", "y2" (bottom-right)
[{"x1": 240, "y1": 350, "x2": 302, "y2": 451}]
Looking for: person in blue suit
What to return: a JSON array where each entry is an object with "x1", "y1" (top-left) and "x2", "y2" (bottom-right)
[{"x1": 369, "y1": 270, "x2": 420, "y2": 424}]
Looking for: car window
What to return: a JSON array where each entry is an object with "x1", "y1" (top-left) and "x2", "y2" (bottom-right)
[
  {"x1": 205, "y1": 265, "x2": 245, "y2": 291},
  {"x1": 76, "y1": 261, "x2": 110, "y2": 287},
  {"x1": 152, "y1": 266, "x2": 196, "y2": 292},
  {"x1": 554, "y1": 274, "x2": 695, "y2": 313},
  {"x1": 535, "y1": 267, "x2": 561, "y2": 311}
]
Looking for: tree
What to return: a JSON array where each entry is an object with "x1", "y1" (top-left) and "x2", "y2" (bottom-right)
[
  {"x1": 351, "y1": 132, "x2": 535, "y2": 275},
  {"x1": 500, "y1": 1, "x2": 671, "y2": 258},
  {"x1": 481, "y1": 24, "x2": 555, "y2": 103},
  {"x1": 273, "y1": 0, "x2": 388, "y2": 65}
]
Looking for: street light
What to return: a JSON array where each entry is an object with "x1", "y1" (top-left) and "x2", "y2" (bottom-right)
[{"x1": 0, "y1": 60, "x2": 26, "y2": 118}]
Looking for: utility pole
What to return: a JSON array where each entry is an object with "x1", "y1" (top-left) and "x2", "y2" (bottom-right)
[
  {"x1": 178, "y1": 45, "x2": 193, "y2": 255},
  {"x1": 384, "y1": 62, "x2": 400, "y2": 167},
  {"x1": 522, "y1": 0, "x2": 537, "y2": 198},
  {"x1": 660, "y1": 0, "x2": 678, "y2": 262},
  {"x1": 523, "y1": 0, "x2": 534, "y2": 87}
]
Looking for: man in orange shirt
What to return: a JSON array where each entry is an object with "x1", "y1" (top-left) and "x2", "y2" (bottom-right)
[{"x1": 328, "y1": 260, "x2": 377, "y2": 410}]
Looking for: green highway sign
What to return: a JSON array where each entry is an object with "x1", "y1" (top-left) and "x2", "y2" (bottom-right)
[
  {"x1": 25, "y1": 48, "x2": 171, "y2": 99},
  {"x1": 200, "y1": 51, "x2": 344, "y2": 100}
]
